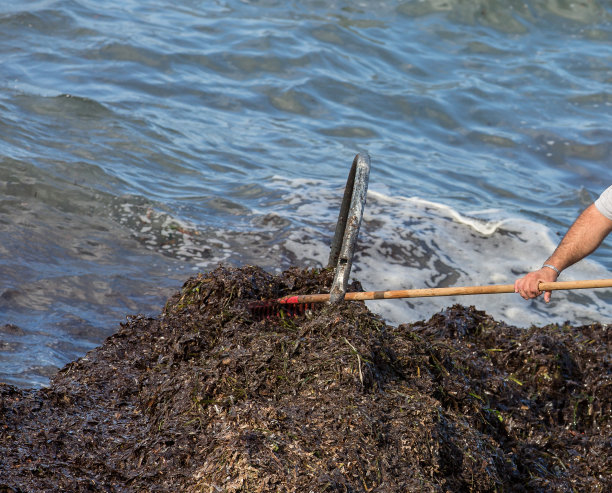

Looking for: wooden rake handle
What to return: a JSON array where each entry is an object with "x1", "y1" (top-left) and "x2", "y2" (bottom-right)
[{"x1": 280, "y1": 279, "x2": 612, "y2": 304}]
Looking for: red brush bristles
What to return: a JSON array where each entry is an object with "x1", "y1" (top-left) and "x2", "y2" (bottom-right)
[{"x1": 248, "y1": 299, "x2": 322, "y2": 320}]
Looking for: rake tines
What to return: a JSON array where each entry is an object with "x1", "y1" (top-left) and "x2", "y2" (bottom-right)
[{"x1": 248, "y1": 297, "x2": 323, "y2": 320}]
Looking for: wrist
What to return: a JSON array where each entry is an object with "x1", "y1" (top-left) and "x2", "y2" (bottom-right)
[{"x1": 542, "y1": 263, "x2": 561, "y2": 276}]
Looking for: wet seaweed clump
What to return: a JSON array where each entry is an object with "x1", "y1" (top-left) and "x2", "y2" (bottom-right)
[{"x1": 0, "y1": 265, "x2": 610, "y2": 492}]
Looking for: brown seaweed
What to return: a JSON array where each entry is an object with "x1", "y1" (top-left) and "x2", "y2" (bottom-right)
[{"x1": 0, "y1": 265, "x2": 609, "y2": 492}]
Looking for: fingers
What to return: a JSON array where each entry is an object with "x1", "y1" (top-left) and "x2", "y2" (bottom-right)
[
  {"x1": 515, "y1": 280, "x2": 541, "y2": 299},
  {"x1": 514, "y1": 279, "x2": 531, "y2": 300},
  {"x1": 515, "y1": 272, "x2": 545, "y2": 300},
  {"x1": 515, "y1": 268, "x2": 558, "y2": 302}
]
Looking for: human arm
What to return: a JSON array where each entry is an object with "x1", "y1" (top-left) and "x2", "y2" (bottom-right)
[{"x1": 514, "y1": 203, "x2": 612, "y2": 302}]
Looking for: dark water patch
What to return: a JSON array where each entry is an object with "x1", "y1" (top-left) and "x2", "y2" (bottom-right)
[
  {"x1": 397, "y1": 0, "x2": 611, "y2": 30},
  {"x1": 0, "y1": 8, "x2": 77, "y2": 34},
  {"x1": 14, "y1": 93, "x2": 113, "y2": 120}
]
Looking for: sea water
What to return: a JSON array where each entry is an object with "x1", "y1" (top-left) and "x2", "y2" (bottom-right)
[{"x1": 1, "y1": 0, "x2": 611, "y2": 387}]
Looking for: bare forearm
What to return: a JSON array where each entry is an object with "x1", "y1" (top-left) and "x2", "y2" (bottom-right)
[
  {"x1": 545, "y1": 204, "x2": 612, "y2": 272},
  {"x1": 516, "y1": 200, "x2": 612, "y2": 303}
]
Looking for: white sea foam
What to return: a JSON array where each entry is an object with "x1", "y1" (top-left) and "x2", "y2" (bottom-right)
[
  {"x1": 272, "y1": 180, "x2": 611, "y2": 328},
  {"x1": 112, "y1": 200, "x2": 233, "y2": 265},
  {"x1": 112, "y1": 181, "x2": 610, "y2": 328}
]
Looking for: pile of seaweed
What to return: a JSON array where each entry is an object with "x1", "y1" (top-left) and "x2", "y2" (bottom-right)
[{"x1": 0, "y1": 265, "x2": 609, "y2": 492}]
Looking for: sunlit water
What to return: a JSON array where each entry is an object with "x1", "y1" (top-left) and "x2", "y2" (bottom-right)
[{"x1": 1, "y1": 0, "x2": 611, "y2": 387}]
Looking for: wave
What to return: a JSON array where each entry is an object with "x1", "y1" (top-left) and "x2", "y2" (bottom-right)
[{"x1": 109, "y1": 176, "x2": 611, "y2": 328}]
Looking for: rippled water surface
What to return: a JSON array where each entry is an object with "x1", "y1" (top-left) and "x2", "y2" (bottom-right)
[{"x1": 1, "y1": 0, "x2": 611, "y2": 387}]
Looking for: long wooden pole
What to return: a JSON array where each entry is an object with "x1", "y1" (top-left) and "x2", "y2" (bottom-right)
[{"x1": 279, "y1": 279, "x2": 612, "y2": 304}]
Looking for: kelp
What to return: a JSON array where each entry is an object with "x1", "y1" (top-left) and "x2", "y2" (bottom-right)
[{"x1": 1, "y1": 265, "x2": 609, "y2": 492}]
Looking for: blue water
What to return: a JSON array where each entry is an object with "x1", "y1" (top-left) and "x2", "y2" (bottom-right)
[{"x1": 1, "y1": 0, "x2": 611, "y2": 387}]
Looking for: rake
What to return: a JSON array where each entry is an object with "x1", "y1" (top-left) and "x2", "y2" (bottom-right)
[{"x1": 248, "y1": 278, "x2": 612, "y2": 319}]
